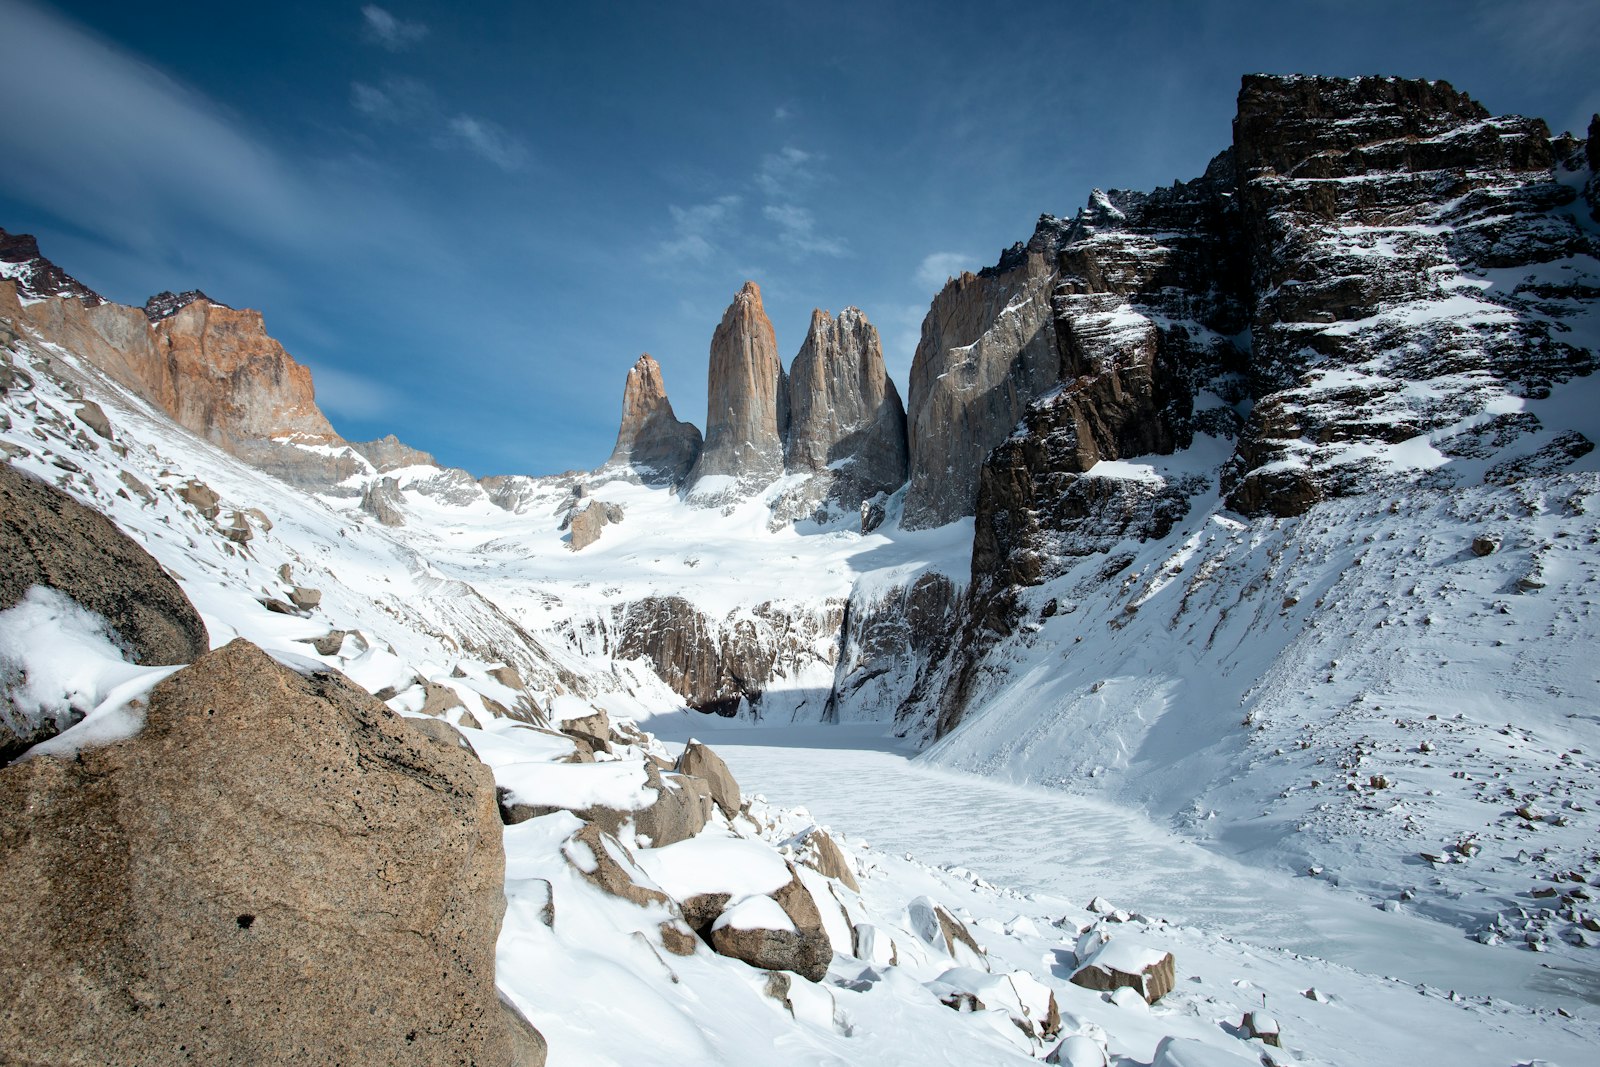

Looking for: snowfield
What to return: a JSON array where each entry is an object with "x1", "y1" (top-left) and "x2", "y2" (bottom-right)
[{"x1": 2, "y1": 284, "x2": 1598, "y2": 1064}]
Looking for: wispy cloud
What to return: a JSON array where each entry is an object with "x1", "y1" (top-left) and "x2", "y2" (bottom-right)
[
  {"x1": 655, "y1": 196, "x2": 742, "y2": 263},
  {"x1": 360, "y1": 5, "x2": 429, "y2": 52},
  {"x1": 304, "y1": 361, "x2": 408, "y2": 421},
  {"x1": 0, "y1": 0, "x2": 312, "y2": 254},
  {"x1": 444, "y1": 114, "x2": 528, "y2": 171},
  {"x1": 349, "y1": 77, "x2": 527, "y2": 171},
  {"x1": 757, "y1": 146, "x2": 818, "y2": 199},
  {"x1": 349, "y1": 76, "x2": 434, "y2": 121},
  {"x1": 763, "y1": 203, "x2": 848, "y2": 258},
  {"x1": 915, "y1": 251, "x2": 971, "y2": 290}
]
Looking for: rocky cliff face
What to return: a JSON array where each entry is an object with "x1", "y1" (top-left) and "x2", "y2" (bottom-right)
[
  {"x1": 782, "y1": 307, "x2": 908, "y2": 519},
  {"x1": 611, "y1": 595, "x2": 844, "y2": 718},
  {"x1": 902, "y1": 244, "x2": 1063, "y2": 530},
  {"x1": 902, "y1": 74, "x2": 1599, "y2": 740},
  {"x1": 1223, "y1": 74, "x2": 1596, "y2": 516},
  {"x1": 604, "y1": 353, "x2": 703, "y2": 486},
  {"x1": 688, "y1": 281, "x2": 788, "y2": 499}
]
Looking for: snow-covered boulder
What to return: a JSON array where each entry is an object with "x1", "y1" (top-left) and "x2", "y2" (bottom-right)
[
  {"x1": 787, "y1": 825, "x2": 861, "y2": 891},
  {"x1": 1, "y1": 461, "x2": 209, "y2": 757},
  {"x1": 1069, "y1": 935, "x2": 1176, "y2": 1004},
  {"x1": 676, "y1": 737, "x2": 742, "y2": 816},
  {"x1": 908, "y1": 895, "x2": 989, "y2": 971},
  {"x1": 708, "y1": 868, "x2": 834, "y2": 981},
  {"x1": 1046, "y1": 1034, "x2": 1108, "y2": 1067}
]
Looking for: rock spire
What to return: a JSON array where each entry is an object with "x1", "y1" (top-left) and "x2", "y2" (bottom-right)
[
  {"x1": 688, "y1": 281, "x2": 788, "y2": 497},
  {"x1": 784, "y1": 306, "x2": 908, "y2": 512},
  {"x1": 606, "y1": 353, "x2": 703, "y2": 485}
]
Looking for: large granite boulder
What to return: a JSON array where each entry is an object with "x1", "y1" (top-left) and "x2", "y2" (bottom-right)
[
  {"x1": 0, "y1": 462, "x2": 207, "y2": 666},
  {"x1": 1, "y1": 461, "x2": 209, "y2": 759},
  {"x1": 0, "y1": 638, "x2": 521, "y2": 1066}
]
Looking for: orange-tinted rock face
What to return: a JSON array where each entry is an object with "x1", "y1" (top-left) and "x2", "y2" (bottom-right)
[
  {"x1": 606, "y1": 353, "x2": 702, "y2": 485},
  {"x1": 151, "y1": 300, "x2": 338, "y2": 448},
  {"x1": 2, "y1": 277, "x2": 340, "y2": 458}
]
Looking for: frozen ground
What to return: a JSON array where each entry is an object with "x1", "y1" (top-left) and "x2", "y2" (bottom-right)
[{"x1": 642, "y1": 718, "x2": 1600, "y2": 1014}]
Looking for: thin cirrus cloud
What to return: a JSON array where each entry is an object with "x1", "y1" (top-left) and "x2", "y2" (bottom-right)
[
  {"x1": 0, "y1": 0, "x2": 314, "y2": 254},
  {"x1": 444, "y1": 115, "x2": 529, "y2": 172},
  {"x1": 762, "y1": 203, "x2": 848, "y2": 259},
  {"x1": 654, "y1": 196, "x2": 743, "y2": 264},
  {"x1": 302, "y1": 360, "x2": 409, "y2": 422},
  {"x1": 915, "y1": 251, "x2": 972, "y2": 291},
  {"x1": 360, "y1": 5, "x2": 429, "y2": 52}
]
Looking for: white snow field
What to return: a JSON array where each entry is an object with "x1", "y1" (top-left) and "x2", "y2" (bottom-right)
[{"x1": 3, "y1": 291, "x2": 1599, "y2": 1063}]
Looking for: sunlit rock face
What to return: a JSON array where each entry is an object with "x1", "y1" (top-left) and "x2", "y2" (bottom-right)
[
  {"x1": 689, "y1": 281, "x2": 789, "y2": 502},
  {"x1": 780, "y1": 306, "x2": 908, "y2": 521},
  {"x1": 604, "y1": 353, "x2": 702, "y2": 487}
]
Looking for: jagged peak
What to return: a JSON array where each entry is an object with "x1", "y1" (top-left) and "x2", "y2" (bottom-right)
[
  {"x1": 0, "y1": 227, "x2": 103, "y2": 306},
  {"x1": 144, "y1": 289, "x2": 229, "y2": 323}
]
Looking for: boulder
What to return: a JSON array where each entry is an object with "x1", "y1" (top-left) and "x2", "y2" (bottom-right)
[
  {"x1": 308, "y1": 629, "x2": 354, "y2": 656},
  {"x1": 1471, "y1": 534, "x2": 1501, "y2": 557},
  {"x1": 177, "y1": 478, "x2": 221, "y2": 519},
  {"x1": 1, "y1": 462, "x2": 209, "y2": 756},
  {"x1": 287, "y1": 585, "x2": 321, "y2": 610},
  {"x1": 561, "y1": 705, "x2": 612, "y2": 752},
  {"x1": 74, "y1": 400, "x2": 112, "y2": 439},
  {"x1": 676, "y1": 738, "x2": 741, "y2": 817},
  {"x1": 1243, "y1": 1011, "x2": 1282, "y2": 1048},
  {"x1": 1069, "y1": 937, "x2": 1176, "y2": 1004},
  {"x1": 1046, "y1": 1035, "x2": 1109, "y2": 1067},
  {"x1": 634, "y1": 765, "x2": 712, "y2": 847},
  {"x1": 908, "y1": 896, "x2": 988, "y2": 970},
  {"x1": 222, "y1": 510, "x2": 253, "y2": 543},
  {"x1": 851, "y1": 922, "x2": 898, "y2": 966},
  {"x1": 0, "y1": 639, "x2": 514, "y2": 1066},
  {"x1": 562, "y1": 820, "x2": 675, "y2": 911},
  {"x1": 793, "y1": 827, "x2": 860, "y2": 892},
  {"x1": 708, "y1": 867, "x2": 832, "y2": 981}
]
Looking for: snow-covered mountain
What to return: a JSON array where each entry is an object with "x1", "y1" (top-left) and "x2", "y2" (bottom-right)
[{"x1": 2, "y1": 71, "x2": 1599, "y2": 1065}]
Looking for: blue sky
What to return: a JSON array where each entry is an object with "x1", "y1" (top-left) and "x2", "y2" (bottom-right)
[{"x1": 2, "y1": 0, "x2": 1596, "y2": 477}]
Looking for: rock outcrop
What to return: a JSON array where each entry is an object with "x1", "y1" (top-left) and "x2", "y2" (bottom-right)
[
  {"x1": 143, "y1": 289, "x2": 225, "y2": 322},
  {"x1": 0, "y1": 461, "x2": 209, "y2": 668},
  {"x1": 611, "y1": 594, "x2": 844, "y2": 718},
  {"x1": 902, "y1": 73, "x2": 1599, "y2": 740},
  {"x1": 0, "y1": 228, "x2": 102, "y2": 306},
  {"x1": 902, "y1": 242, "x2": 1063, "y2": 529},
  {"x1": 1222, "y1": 74, "x2": 1596, "y2": 516},
  {"x1": 688, "y1": 282, "x2": 788, "y2": 499},
  {"x1": 0, "y1": 638, "x2": 520, "y2": 1065},
  {"x1": 783, "y1": 307, "x2": 908, "y2": 516},
  {"x1": 605, "y1": 354, "x2": 703, "y2": 485}
]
